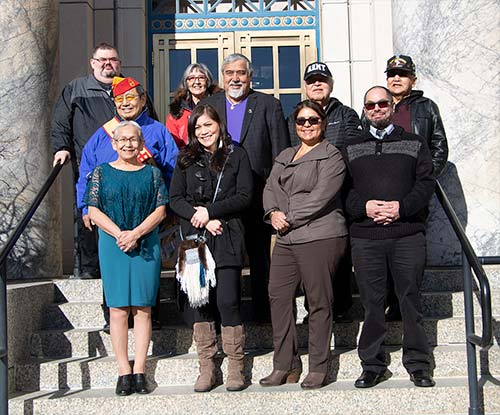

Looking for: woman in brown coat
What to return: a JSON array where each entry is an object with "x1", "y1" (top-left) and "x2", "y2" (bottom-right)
[{"x1": 260, "y1": 100, "x2": 348, "y2": 389}]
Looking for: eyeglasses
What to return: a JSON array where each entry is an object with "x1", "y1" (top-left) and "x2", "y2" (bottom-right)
[
  {"x1": 92, "y1": 57, "x2": 120, "y2": 63},
  {"x1": 364, "y1": 100, "x2": 391, "y2": 111},
  {"x1": 295, "y1": 117, "x2": 322, "y2": 126},
  {"x1": 114, "y1": 94, "x2": 141, "y2": 103},
  {"x1": 114, "y1": 137, "x2": 139, "y2": 145},
  {"x1": 224, "y1": 70, "x2": 248, "y2": 77},
  {"x1": 186, "y1": 75, "x2": 207, "y2": 83}
]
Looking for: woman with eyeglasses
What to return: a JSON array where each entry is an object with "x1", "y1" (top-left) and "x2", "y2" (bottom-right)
[
  {"x1": 260, "y1": 100, "x2": 348, "y2": 390},
  {"x1": 85, "y1": 120, "x2": 168, "y2": 396},
  {"x1": 169, "y1": 104, "x2": 252, "y2": 393},
  {"x1": 166, "y1": 63, "x2": 221, "y2": 148}
]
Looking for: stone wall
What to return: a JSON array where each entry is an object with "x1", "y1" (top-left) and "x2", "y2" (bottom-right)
[
  {"x1": 0, "y1": 0, "x2": 61, "y2": 278},
  {"x1": 392, "y1": 0, "x2": 500, "y2": 265}
]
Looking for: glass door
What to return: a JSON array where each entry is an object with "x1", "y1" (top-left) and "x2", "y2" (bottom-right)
[
  {"x1": 152, "y1": 30, "x2": 316, "y2": 121},
  {"x1": 152, "y1": 32, "x2": 235, "y2": 122},
  {"x1": 236, "y1": 30, "x2": 316, "y2": 117}
]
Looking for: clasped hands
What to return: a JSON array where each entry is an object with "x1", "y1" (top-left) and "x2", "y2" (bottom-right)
[
  {"x1": 116, "y1": 230, "x2": 140, "y2": 252},
  {"x1": 366, "y1": 200, "x2": 400, "y2": 225},
  {"x1": 191, "y1": 206, "x2": 223, "y2": 236}
]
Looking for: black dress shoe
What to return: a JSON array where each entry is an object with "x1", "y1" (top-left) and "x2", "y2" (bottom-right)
[
  {"x1": 354, "y1": 370, "x2": 390, "y2": 388},
  {"x1": 410, "y1": 370, "x2": 435, "y2": 387},
  {"x1": 115, "y1": 374, "x2": 133, "y2": 396},
  {"x1": 133, "y1": 373, "x2": 150, "y2": 394}
]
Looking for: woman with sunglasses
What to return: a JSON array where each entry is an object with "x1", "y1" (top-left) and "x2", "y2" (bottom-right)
[
  {"x1": 169, "y1": 104, "x2": 252, "y2": 393},
  {"x1": 166, "y1": 63, "x2": 221, "y2": 148},
  {"x1": 260, "y1": 100, "x2": 348, "y2": 389}
]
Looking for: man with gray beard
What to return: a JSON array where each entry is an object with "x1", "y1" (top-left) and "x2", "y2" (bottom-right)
[{"x1": 201, "y1": 53, "x2": 290, "y2": 322}]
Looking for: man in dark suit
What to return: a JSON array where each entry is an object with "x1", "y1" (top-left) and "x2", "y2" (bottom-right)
[{"x1": 201, "y1": 53, "x2": 290, "y2": 322}]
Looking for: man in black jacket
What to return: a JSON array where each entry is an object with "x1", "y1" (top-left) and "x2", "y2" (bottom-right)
[
  {"x1": 385, "y1": 54, "x2": 448, "y2": 176},
  {"x1": 52, "y1": 42, "x2": 122, "y2": 279},
  {"x1": 288, "y1": 62, "x2": 361, "y2": 319},
  {"x1": 288, "y1": 62, "x2": 361, "y2": 148},
  {"x1": 344, "y1": 86, "x2": 435, "y2": 389},
  {"x1": 384, "y1": 55, "x2": 449, "y2": 320},
  {"x1": 51, "y1": 43, "x2": 159, "y2": 279}
]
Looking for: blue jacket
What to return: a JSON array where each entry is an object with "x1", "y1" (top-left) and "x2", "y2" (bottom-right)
[{"x1": 77, "y1": 111, "x2": 178, "y2": 215}]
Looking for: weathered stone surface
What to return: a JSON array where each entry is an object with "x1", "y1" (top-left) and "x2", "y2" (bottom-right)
[
  {"x1": 392, "y1": 0, "x2": 500, "y2": 265},
  {"x1": 0, "y1": 0, "x2": 61, "y2": 279}
]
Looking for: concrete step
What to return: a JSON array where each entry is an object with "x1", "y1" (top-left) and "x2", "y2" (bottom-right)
[
  {"x1": 32, "y1": 315, "x2": 500, "y2": 359},
  {"x1": 14, "y1": 344, "x2": 500, "y2": 392},
  {"x1": 53, "y1": 265, "x2": 500, "y2": 303},
  {"x1": 40, "y1": 289, "x2": 500, "y2": 330},
  {"x1": 9, "y1": 376, "x2": 500, "y2": 415}
]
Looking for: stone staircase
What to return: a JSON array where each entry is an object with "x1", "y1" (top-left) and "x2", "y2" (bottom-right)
[{"x1": 8, "y1": 266, "x2": 500, "y2": 415}]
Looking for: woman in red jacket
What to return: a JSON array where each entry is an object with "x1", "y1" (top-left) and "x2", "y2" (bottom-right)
[{"x1": 166, "y1": 63, "x2": 221, "y2": 148}]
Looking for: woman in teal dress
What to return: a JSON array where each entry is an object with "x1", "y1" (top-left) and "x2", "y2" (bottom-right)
[{"x1": 85, "y1": 120, "x2": 168, "y2": 396}]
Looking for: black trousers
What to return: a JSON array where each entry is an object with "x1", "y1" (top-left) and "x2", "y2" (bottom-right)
[
  {"x1": 192, "y1": 267, "x2": 242, "y2": 327},
  {"x1": 75, "y1": 211, "x2": 100, "y2": 276},
  {"x1": 351, "y1": 232, "x2": 430, "y2": 374},
  {"x1": 243, "y1": 215, "x2": 272, "y2": 321}
]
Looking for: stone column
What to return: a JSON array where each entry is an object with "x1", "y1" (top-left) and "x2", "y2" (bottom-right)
[
  {"x1": 0, "y1": 1, "x2": 61, "y2": 278},
  {"x1": 392, "y1": 0, "x2": 500, "y2": 265}
]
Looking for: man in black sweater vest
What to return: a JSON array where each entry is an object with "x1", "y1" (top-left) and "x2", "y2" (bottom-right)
[{"x1": 343, "y1": 86, "x2": 436, "y2": 389}]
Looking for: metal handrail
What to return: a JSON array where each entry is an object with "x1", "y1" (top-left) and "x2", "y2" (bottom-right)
[
  {"x1": 435, "y1": 179, "x2": 493, "y2": 415},
  {"x1": 435, "y1": 180, "x2": 493, "y2": 349},
  {"x1": 0, "y1": 162, "x2": 64, "y2": 266},
  {"x1": 0, "y1": 161, "x2": 64, "y2": 415}
]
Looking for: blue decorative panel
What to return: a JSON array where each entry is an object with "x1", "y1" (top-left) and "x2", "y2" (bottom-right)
[{"x1": 151, "y1": 0, "x2": 319, "y2": 33}]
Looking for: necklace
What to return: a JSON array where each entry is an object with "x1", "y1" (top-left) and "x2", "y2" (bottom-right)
[{"x1": 226, "y1": 97, "x2": 241, "y2": 110}]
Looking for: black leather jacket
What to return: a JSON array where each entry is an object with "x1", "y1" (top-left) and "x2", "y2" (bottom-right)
[{"x1": 362, "y1": 90, "x2": 448, "y2": 176}]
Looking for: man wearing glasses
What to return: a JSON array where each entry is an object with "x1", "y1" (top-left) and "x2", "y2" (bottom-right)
[
  {"x1": 288, "y1": 62, "x2": 361, "y2": 148},
  {"x1": 51, "y1": 43, "x2": 159, "y2": 280},
  {"x1": 201, "y1": 53, "x2": 290, "y2": 323},
  {"x1": 343, "y1": 86, "x2": 435, "y2": 389},
  {"x1": 77, "y1": 76, "x2": 177, "y2": 224},
  {"x1": 75, "y1": 77, "x2": 177, "y2": 330},
  {"x1": 51, "y1": 43, "x2": 122, "y2": 279},
  {"x1": 383, "y1": 55, "x2": 449, "y2": 321}
]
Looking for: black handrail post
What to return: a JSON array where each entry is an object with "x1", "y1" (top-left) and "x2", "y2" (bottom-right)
[
  {"x1": 0, "y1": 261, "x2": 8, "y2": 415},
  {"x1": 463, "y1": 253, "x2": 481, "y2": 415}
]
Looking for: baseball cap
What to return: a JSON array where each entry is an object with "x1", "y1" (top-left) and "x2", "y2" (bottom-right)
[
  {"x1": 304, "y1": 62, "x2": 332, "y2": 81},
  {"x1": 385, "y1": 55, "x2": 416, "y2": 74}
]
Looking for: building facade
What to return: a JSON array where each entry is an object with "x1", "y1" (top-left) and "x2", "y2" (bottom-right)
[{"x1": 0, "y1": 0, "x2": 499, "y2": 277}]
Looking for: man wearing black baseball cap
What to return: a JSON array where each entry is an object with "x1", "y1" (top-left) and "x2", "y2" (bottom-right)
[
  {"x1": 289, "y1": 61, "x2": 361, "y2": 149},
  {"x1": 287, "y1": 61, "x2": 361, "y2": 321},
  {"x1": 383, "y1": 54, "x2": 449, "y2": 321}
]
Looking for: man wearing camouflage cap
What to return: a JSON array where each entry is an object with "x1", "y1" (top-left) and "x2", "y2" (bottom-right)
[{"x1": 384, "y1": 55, "x2": 449, "y2": 321}]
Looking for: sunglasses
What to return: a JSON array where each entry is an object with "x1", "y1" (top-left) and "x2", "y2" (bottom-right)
[
  {"x1": 114, "y1": 94, "x2": 140, "y2": 103},
  {"x1": 295, "y1": 117, "x2": 322, "y2": 126},
  {"x1": 364, "y1": 100, "x2": 391, "y2": 111}
]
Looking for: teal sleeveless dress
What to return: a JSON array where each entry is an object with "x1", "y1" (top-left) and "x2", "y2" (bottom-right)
[{"x1": 84, "y1": 163, "x2": 168, "y2": 307}]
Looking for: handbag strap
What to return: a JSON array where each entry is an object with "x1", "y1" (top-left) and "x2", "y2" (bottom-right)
[{"x1": 180, "y1": 148, "x2": 233, "y2": 242}]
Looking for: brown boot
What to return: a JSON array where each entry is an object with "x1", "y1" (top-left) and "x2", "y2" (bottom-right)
[
  {"x1": 221, "y1": 325, "x2": 245, "y2": 391},
  {"x1": 193, "y1": 322, "x2": 217, "y2": 392}
]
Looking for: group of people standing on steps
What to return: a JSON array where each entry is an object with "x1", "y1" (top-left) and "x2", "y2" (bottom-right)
[{"x1": 51, "y1": 42, "x2": 448, "y2": 396}]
